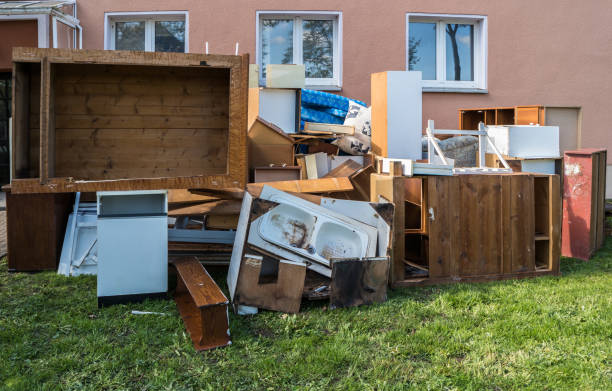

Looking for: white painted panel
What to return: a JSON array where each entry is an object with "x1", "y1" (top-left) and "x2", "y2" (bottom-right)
[
  {"x1": 520, "y1": 159, "x2": 557, "y2": 174},
  {"x1": 227, "y1": 192, "x2": 253, "y2": 300},
  {"x1": 486, "y1": 125, "x2": 560, "y2": 158},
  {"x1": 97, "y1": 216, "x2": 167, "y2": 297},
  {"x1": 258, "y1": 89, "x2": 298, "y2": 133},
  {"x1": 386, "y1": 71, "x2": 422, "y2": 159}
]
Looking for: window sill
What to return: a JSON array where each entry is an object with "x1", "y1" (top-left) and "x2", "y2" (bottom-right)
[{"x1": 423, "y1": 87, "x2": 488, "y2": 94}]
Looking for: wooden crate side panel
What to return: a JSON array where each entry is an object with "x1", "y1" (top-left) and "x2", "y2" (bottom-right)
[{"x1": 52, "y1": 63, "x2": 230, "y2": 180}]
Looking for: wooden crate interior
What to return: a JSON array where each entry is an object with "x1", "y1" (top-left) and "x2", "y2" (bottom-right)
[
  {"x1": 13, "y1": 61, "x2": 41, "y2": 179},
  {"x1": 484, "y1": 109, "x2": 496, "y2": 125},
  {"x1": 51, "y1": 63, "x2": 230, "y2": 180},
  {"x1": 403, "y1": 177, "x2": 429, "y2": 277}
]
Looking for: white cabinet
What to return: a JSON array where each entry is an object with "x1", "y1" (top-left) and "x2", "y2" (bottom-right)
[{"x1": 97, "y1": 191, "x2": 168, "y2": 306}]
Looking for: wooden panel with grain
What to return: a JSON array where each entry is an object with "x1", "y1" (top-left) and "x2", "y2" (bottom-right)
[
  {"x1": 173, "y1": 257, "x2": 231, "y2": 351},
  {"x1": 10, "y1": 47, "x2": 248, "y2": 193}
]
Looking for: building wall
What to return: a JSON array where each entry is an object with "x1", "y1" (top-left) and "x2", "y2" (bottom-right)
[
  {"x1": 0, "y1": 20, "x2": 38, "y2": 72},
  {"x1": 78, "y1": 0, "x2": 612, "y2": 170}
]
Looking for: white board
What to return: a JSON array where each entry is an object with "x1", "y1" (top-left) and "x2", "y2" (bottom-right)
[{"x1": 258, "y1": 89, "x2": 299, "y2": 133}]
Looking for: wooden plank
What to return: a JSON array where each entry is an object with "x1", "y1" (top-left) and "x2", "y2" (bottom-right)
[
  {"x1": 348, "y1": 164, "x2": 375, "y2": 201},
  {"x1": 168, "y1": 199, "x2": 242, "y2": 217},
  {"x1": 13, "y1": 47, "x2": 243, "y2": 68},
  {"x1": 174, "y1": 258, "x2": 228, "y2": 307},
  {"x1": 235, "y1": 253, "x2": 306, "y2": 313},
  {"x1": 254, "y1": 166, "x2": 301, "y2": 183},
  {"x1": 303, "y1": 122, "x2": 355, "y2": 135},
  {"x1": 12, "y1": 62, "x2": 33, "y2": 179},
  {"x1": 323, "y1": 159, "x2": 362, "y2": 178},
  {"x1": 370, "y1": 72, "x2": 388, "y2": 156},
  {"x1": 174, "y1": 258, "x2": 230, "y2": 351},
  {"x1": 330, "y1": 257, "x2": 389, "y2": 308},
  {"x1": 548, "y1": 175, "x2": 561, "y2": 272},
  {"x1": 247, "y1": 177, "x2": 353, "y2": 194},
  {"x1": 39, "y1": 57, "x2": 54, "y2": 182}
]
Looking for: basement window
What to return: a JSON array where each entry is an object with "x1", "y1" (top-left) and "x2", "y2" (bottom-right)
[
  {"x1": 105, "y1": 12, "x2": 188, "y2": 53},
  {"x1": 406, "y1": 13, "x2": 487, "y2": 92},
  {"x1": 256, "y1": 11, "x2": 342, "y2": 90}
]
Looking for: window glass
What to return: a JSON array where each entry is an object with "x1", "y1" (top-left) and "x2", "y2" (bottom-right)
[
  {"x1": 115, "y1": 21, "x2": 145, "y2": 51},
  {"x1": 261, "y1": 19, "x2": 294, "y2": 78},
  {"x1": 155, "y1": 21, "x2": 185, "y2": 52},
  {"x1": 408, "y1": 22, "x2": 437, "y2": 80},
  {"x1": 445, "y1": 24, "x2": 474, "y2": 81},
  {"x1": 302, "y1": 20, "x2": 333, "y2": 78}
]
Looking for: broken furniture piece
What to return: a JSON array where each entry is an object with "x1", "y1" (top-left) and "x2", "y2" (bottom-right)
[
  {"x1": 97, "y1": 191, "x2": 168, "y2": 306},
  {"x1": 459, "y1": 105, "x2": 581, "y2": 154},
  {"x1": 330, "y1": 257, "x2": 389, "y2": 309},
  {"x1": 371, "y1": 171, "x2": 561, "y2": 286},
  {"x1": 174, "y1": 257, "x2": 231, "y2": 351},
  {"x1": 256, "y1": 88, "x2": 301, "y2": 134},
  {"x1": 248, "y1": 117, "x2": 295, "y2": 181},
  {"x1": 4, "y1": 185, "x2": 73, "y2": 271},
  {"x1": 58, "y1": 192, "x2": 98, "y2": 276},
  {"x1": 235, "y1": 253, "x2": 306, "y2": 313},
  {"x1": 562, "y1": 149, "x2": 607, "y2": 260},
  {"x1": 253, "y1": 166, "x2": 302, "y2": 183},
  {"x1": 228, "y1": 186, "x2": 393, "y2": 313},
  {"x1": 10, "y1": 47, "x2": 249, "y2": 194}
]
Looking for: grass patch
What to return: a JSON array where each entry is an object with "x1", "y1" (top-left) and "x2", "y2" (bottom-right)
[{"x1": 1, "y1": 238, "x2": 611, "y2": 390}]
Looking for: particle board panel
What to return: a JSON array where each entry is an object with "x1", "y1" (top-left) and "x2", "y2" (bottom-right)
[{"x1": 11, "y1": 47, "x2": 248, "y2": 193}]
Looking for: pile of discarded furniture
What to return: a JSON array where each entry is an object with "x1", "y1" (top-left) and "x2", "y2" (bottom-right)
[{"x1": 4, "y1": 48, "x2": 607, "y2": 352}]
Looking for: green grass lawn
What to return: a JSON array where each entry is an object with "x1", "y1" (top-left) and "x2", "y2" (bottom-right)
[{"x1": 1, "y1": 240, "x2": 611, "y2": 391}]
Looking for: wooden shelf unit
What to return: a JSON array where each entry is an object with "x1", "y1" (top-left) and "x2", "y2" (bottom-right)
[
  {"x1": 10, "y1": 47, "x2": 249, "y2": 194},
  {"x1": 371, "y1": 172, "x2": 561, "y2": 286}
]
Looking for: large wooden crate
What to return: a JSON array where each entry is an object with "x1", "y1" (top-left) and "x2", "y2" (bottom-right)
[
  {"x1": 10, "y1": 47, "x2": 248, "y2": 193},
  {"x1": 371, "y1": 171, "x2": 561, "y2": 286}
]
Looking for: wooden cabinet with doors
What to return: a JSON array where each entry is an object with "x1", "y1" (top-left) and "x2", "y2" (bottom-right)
[{"x1": 371, "y1": 170, "x2": 561, "y2": 287}]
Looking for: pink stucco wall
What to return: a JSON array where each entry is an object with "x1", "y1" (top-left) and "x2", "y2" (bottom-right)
[{"x1": 78, "y1": 0, "x2": 612, "y2": 162}]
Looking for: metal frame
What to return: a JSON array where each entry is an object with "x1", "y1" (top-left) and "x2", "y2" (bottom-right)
[{"x1": 425, "y1": 119, "x2": 513, "y2": 174}]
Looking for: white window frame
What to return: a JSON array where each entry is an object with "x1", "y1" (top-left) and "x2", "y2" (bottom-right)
[
  {"x1": 256, "y1": 11, "x2": 342, "y2": 90},
  {"x1": 104, "y1": 11, "x2": 189, "y2": 52},
  {"x1": 406, "y1": 13, "x2": 487, "y2": 93}
]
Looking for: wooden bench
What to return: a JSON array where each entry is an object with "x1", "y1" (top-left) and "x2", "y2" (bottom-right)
[{"x1": 173, "y1": 257, "x2": 231, "y2": 351}]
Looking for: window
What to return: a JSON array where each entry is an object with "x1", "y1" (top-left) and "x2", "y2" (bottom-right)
[
  {"x1": 257, "y1": 12, "x2": 342, "y2": 89},
  {"x1": 406, "y1": 13, "x2": 487, "y2": 92},
  {"x1": 105, "y1": 12, "x2": 188, "y2": 53}
]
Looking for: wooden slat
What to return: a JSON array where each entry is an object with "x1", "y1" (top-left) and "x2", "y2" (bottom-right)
[
  {"x1": 323, "y1": 159, "x2": 362, "y2": 178},
  {"x1": 174, "y1": 258, "x2": 228, "y2": 307},
  {"x1": 246, "y1": 177, "x2": 353, "y2": 194},
  {"x1": 549, "y1": 175, "x2": 561, "y2": 272}
]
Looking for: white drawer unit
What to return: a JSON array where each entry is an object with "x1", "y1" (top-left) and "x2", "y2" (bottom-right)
[{"x1": 96, "y1": 191, "x2": 168, "y2": 306}]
